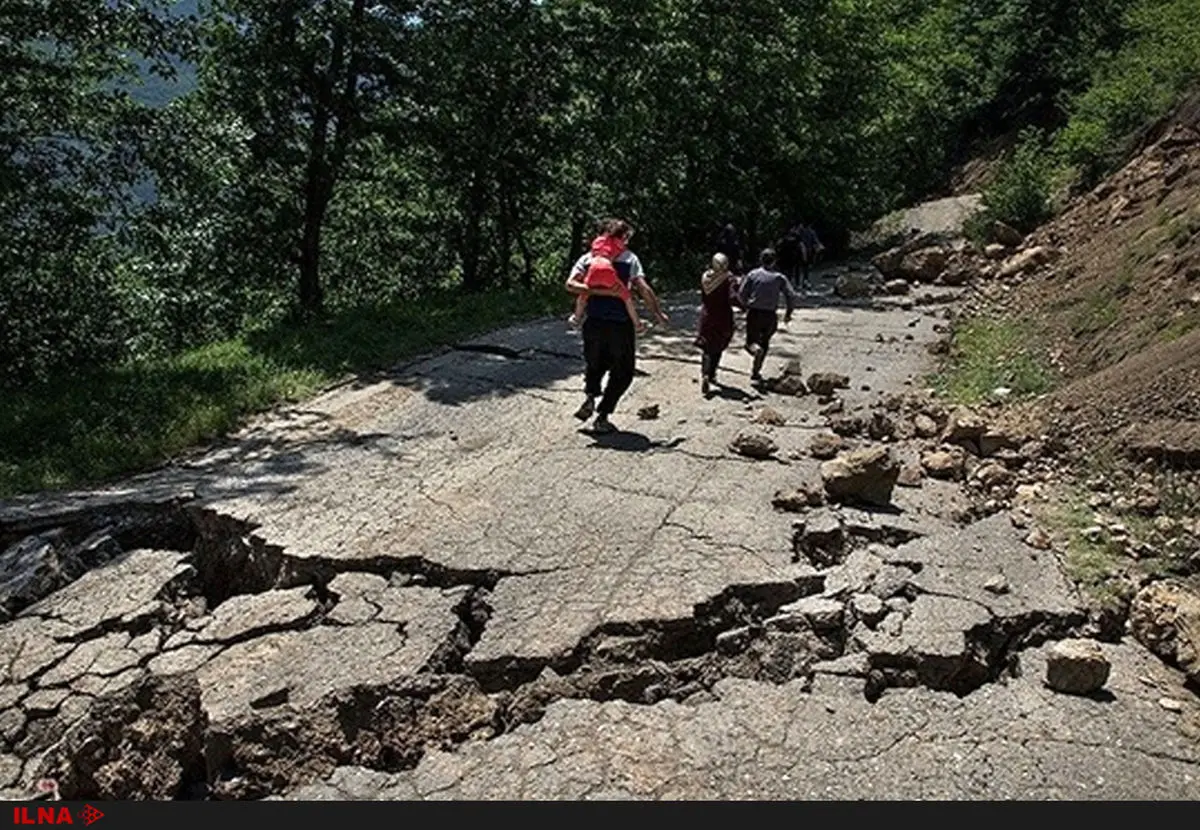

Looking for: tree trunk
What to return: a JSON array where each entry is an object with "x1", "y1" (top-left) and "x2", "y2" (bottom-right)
[
  {"x1": 460, "y1": 172, "x2": 488, "y2": 293},
  {"x1": 296, "y1": 0, "x2": 366, "y2": 318},
  {"x1": 298, "y1": 106, "x2": 333, "y2": 317},
  {"x1": 564, "y1": 211, "x2": 586, "y2": 276},
  {"x1": 516, "y1": 225, "x2": 535, "y2": 289}
]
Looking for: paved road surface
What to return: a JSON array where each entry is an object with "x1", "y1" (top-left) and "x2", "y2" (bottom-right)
[{"x1": 2, "y1": 268, "x2": 1197, "y2": 800}]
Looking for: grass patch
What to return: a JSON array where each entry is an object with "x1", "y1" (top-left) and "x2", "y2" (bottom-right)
[
  {"x1": 1041, "y1": 492, "x2": 1134, "y2": 611},
  {"x1": 1041, "y1": 474, "x2": 1198, "y2": 611},
  {"x1": 0, "y1": 285, "x2": 564, "y2": 498},
  {"x1": 1158, "y1": 311, "x2": 1199, "y2": 343},
  {"x1": 1070, "y1": 293, "x2": 1121, "y2": 337},
  {"x1": 931, "y1": 317, "x2": 1053, "y2": 404}
]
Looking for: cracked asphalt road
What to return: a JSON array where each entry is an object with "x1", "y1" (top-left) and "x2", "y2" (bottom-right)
[{"x1": 2, "y1": 268, "x2": 1199, "y2": 800}]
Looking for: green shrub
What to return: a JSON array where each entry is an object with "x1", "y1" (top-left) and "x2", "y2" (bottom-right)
[
  {"x1": 980, "y1": 129, "x2": 1054, "y2": 234},
  {"x1": 1054, "y1": 0, "x2": 1200, "y2": 189}
]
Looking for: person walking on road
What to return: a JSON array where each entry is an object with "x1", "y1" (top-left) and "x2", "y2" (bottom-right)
[
  {"x1": 695, "y1": 252, "x2": 742, "y2": 397},
  {"x1": 715, "y1": 223, "x2": 744, "y2": 275},
  {"x1": 797, "y1": 222, "x2": 825, "y2": 290},
  {"x1": 565, "y1": 218, "x2": 669, "y2": 434},
  {"x1": 737, "y1": 248, "x2": 798, "y2": 384}
]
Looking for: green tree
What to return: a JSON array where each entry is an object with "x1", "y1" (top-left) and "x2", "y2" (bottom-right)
[{"x1": 0, "y1": 0, "x2": 190, "y2": 385}]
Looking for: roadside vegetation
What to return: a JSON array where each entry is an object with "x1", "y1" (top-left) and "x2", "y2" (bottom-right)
[{"x1": 5, "y1": 0, "x2": 1199, "y2": 497}]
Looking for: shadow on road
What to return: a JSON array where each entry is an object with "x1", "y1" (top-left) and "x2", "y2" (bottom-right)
[
  {"x1": 580, "y1": 430, "x2": 689, "y2": 453},
  {"x1": 708, "y1": 383, "x2": 759, "y2": 403}
]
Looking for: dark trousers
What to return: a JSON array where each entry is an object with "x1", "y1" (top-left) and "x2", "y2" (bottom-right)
[
  {"x1": 583, "y1": 318, "x2": 636, "y2": 415},
  {"x1": 745, "y1": 308, "x2": 778, "y2": 377},
  {"x1": 701, "y1": 348, "x2": 723, "y2": 381},
  {"x1": 783, "y1": 259, "x2": 802, "y2": 291}
]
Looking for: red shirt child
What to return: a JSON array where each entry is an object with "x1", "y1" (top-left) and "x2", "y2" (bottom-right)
[{"x1": 569, "y1": 233, "x2": 644, "y2": 331}]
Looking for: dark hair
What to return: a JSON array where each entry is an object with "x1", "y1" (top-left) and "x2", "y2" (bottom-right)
[
  {"x1": 760, "y1": 248, "x2": 777, "y2": 267},
  {"x1": 600, "y1": 217, "x2": 634, "y2": 239}
]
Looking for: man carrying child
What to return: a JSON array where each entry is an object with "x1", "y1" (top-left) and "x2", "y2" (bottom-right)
[{"x1": 565, "y1": 218, "x2": 668, "y2": 434}]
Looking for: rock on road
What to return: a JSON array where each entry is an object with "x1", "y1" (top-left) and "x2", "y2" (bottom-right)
[{"x1": 1, "y1": 268, "x2": 1198, "y2": 800}]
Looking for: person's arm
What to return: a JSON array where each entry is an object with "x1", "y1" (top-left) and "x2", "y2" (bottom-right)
[
  {"x1": 565, "y1": 255, "x2": 624, "y2": 298},
  {"x1": 701, "y1": 269, "x2": 728, "y2": 295},
  {"x1": 780, "y1": 275, "x2": 796, "y2": 321},
  {"x1": 737, "y1": 273, "x2": 752, "y2": 307},
  {"x1": 633, "y1": 277, "x2": 668, "y2": 324},
  {"x1": 627, "y1": 255, "x2": 668, "y2": 323},
  {"x1": 729, "y1": 276, "x2": 745, "y2": 308},
  {"x1": 565, "y1": 254, "x2": 588, "y2": 295}
]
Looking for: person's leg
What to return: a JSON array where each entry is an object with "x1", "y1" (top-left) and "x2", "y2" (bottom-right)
[
  {"x1": 570, "y1": 293, "x2": 587, "y2": 326},
  {"x1": 707, "y1": 347, "x2": 722, "y2": 380},
  {"x1": 745, "y1": 309, "x2": 768, "y2": 357},
  {"x1": 750, "y1": 314, "x2": 777, "y2": 380},
  {"x1": 596, "y1": 321, "x2": 636, "y2": 424},
  {"x1": 577, "y1": 318, "x2": 606, "y2": 420}
]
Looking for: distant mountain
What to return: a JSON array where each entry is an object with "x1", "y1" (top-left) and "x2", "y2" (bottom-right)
[{"x1": 125, "y1": 0, "x2": 200, "y2": 108}]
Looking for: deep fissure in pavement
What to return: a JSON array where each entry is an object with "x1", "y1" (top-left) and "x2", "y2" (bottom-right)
[{"x1": 0, "y1": 493, "x2": 1104, "y2": 800}]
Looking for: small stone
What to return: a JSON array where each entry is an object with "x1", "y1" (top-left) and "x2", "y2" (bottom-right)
[
  {"x1": 731, "y1": 431, "x2": 778, "y2": 460},
  {"x1": 637, "y1": 404, "x2": 660, "y2": 420},
  {"x1": 716, "y1": 626, "x2": 754, "y2": 655},
  {"x1": 1159, "y1": 698, "x2": 1184, "y2": 713},
  {"x1": 808, "y1": 433, "x2": 846, "y2": 461},
  {"x1": 984, "y1": 575, "x2": 1010, "y2": 595},
  {"x1": 1045, "y1": 639, "x2": 1111, "y2": 695},
  {"x1": 851, "y1": 594, "x2": 887, "y2": 627},
  {"x1": 896, "y1": 464, "x2": 923, "y2": 488},
  {"x1": 807, "y1": 372, "x2": 851, "y2": 397},
  {"x1": 1024, "y1": 528, "x2": 1052, "y2": 550},
  {"x1": 754, "y1": 406, "x2": 787, "y2": 426},
  {"x1": 771, "y1": 484, "x2": 825, "y2": 512},
  {"x1": 922, "y1": 447, "x2": 965, "y2": 480},
  {"x1": 912, "y1": 414, "x2": 939, "y2": 438},
  {"x1": 770, "y1": 597, "x2": 845, "y2": 632}
]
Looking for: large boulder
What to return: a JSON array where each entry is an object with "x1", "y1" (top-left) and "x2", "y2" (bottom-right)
[
  {"x1": 870, "y1": 231, "x2": 945, "y2": 278},
  {"x1": 898, "y1": 247, "x2": 949, "y2": 283},
  {"x1": 921, "y1": 446, "x2": 967, "y2": 480},
  {"x1": 820, "y1": 447, "x2": 900, "y2": 508},
  {"x1": 1044, "y1": 639, "x2": 1111, "y2": 696},
  {"x1": 942, "y1": 406, "x2": 988, "y2": 449},
  {"x1": 1129, "y1": 581, "x2": 1200, "y2": 686},
  {"x1": 834, "y1": 273, "x2": 872, "y2": 299},
  {"x1": 998, "y1": 246, "x2": 1060, "y2": 278}
]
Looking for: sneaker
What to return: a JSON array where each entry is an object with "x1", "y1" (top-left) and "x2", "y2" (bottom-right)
[
  {"x1": 744, "y1": 342, "x2": 761, "y2": 356},
  {"x1": 591, "y1": 414, "x2": 617, "y2": 434},
  {"x1": 574, "y1": 396, "x2": 596, "y2": 421}
]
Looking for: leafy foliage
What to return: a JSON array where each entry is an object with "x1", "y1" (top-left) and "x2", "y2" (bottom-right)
[{"x1": 3, "y1": 0, "x2": 1199, "y2": 494}]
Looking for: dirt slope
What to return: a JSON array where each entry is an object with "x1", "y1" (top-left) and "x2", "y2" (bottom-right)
[{"x1": 964, "y1": 94, "x2": 1200, "y2": 468}]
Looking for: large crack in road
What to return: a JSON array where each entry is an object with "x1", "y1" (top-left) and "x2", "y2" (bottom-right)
[{"x1": 3, "y1": 281, "x2": 1199, "y2": 800}]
